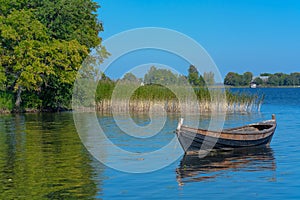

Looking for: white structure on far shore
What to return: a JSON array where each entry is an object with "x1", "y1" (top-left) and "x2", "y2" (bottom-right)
[
  {"x1": 250, "y1": 83, "x2": 257, "y2": 88},
  {"x1": 250, "y1": 75, "x2": 269, "y2": 88}
]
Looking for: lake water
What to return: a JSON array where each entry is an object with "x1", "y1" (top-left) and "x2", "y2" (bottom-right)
[{"x1": 0, "y1": 88, "x2": 300, "y2": 199}]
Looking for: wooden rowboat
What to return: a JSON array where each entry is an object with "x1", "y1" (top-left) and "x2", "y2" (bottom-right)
[{"x1": 176, "y1": 114, "x2": 277, "y2": 153}]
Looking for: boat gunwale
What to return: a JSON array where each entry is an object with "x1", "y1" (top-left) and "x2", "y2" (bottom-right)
[{"x1": 180, "y1": 119, "x2": 276, "y2": 137}]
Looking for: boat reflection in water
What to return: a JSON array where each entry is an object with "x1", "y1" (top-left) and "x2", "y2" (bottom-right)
[{"x1": 176, "y1": 147, "x2": 276, "y2": 185}]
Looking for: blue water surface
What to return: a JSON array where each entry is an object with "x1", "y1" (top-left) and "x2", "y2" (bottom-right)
[
  {"x1": 0, "y1": 88, "x2": 299, "y2": 199},
  {"x1": 98, "y1": 88, "x2": 300, "y2": 199}
]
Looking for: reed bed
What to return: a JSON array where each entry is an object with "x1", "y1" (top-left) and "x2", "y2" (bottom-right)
[{"x1": 94, "y1": 82, "x2": 263, "y2": 113}]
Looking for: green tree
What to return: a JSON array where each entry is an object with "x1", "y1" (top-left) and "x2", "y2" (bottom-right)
[
  {"x1": 275, "y1": 73, "x2": 287, "y2": 86},
  {"x1": 198, "y1": 75, "x2": 205, "y2": 86},
  {"x1": 188, "y1": 65, "x2": 198, "y2": 86},
  {"x1": 224, "y1": 72, "x2": 242, "y2": 86},
  {"x1": 253, "y1": 77, "x2": 263, "y2": 85},
  {"x1": 224, "y1": 72, "x2": 252, "y2": 86},
  {"x1": 267, "y1": 75, "x2": 280, "y2": 86},
  {"x1": 290, "y1": 73, "x2": 300, "y2": 85},
  {"x1": 188, "y1": 65, "x2": 204, "y2": 86},
  {"x1": 144, "y1": 66, "x2": 177, "y2": 85},
  {"x1": 242, "y1": 72, "x2": 253, "y2": 86},
  {"x1": 0, "y1": 0, "x2": 106, "y2": 111},
  {"x1": 0, "y1": 9, "x2": 51, "y2": 108},
  {"x1": 39, "y1": 40, "x2": 89, "y2": 110},
  {"x1": 0, "y1": 0, "x2": 101, "y2": 49},
  {"x1": 31, "y1": 0, "x2": 102, "y2": 49},
  {"x1": 122, "y1": 72, "x2": 140, "y2": 83}
]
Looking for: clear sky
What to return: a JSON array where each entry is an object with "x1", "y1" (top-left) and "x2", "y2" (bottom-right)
[{"x1": 97, "y1": 0, "x2": 300, "y2": 78}]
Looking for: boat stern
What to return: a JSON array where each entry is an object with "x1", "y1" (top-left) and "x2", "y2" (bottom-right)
[{"x1": 176, "y1": 118, "x2": 184, "y2": 131}]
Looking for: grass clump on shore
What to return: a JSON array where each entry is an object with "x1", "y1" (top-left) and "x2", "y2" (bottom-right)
[{"x1": 0, "y1": 92, "x2": 13, "y2": 113}]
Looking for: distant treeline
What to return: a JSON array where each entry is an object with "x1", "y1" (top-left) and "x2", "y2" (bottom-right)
[
  {"x1": 224, "y1": 72, "x2": 253, "y2": 87},
  {"x1": 120, "y1": 65, "x2": 215, "y2": 87},
  {"x1": 224, "y1": 72, "x2": 300, "y2": 87}
]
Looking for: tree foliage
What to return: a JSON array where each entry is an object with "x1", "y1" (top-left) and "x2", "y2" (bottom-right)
[
  {"x1": 0, "y1": 0, "x2": 105, "y2": 111},
  {"x1": 242, "y1": 72, "x2": 253, "y2": 85},
  {"x1": 253, "y1": 77, "x2": 263, "y2": 85},
  {"x1": 224, "y1": 72, "x2": 253, "y2": 86},
  {"x1": 31, "y1": 0, "x2": 102, "y2": 48},
  {"x1": 144, "y1": 66, "x2": 178, "y2": 85},
  {"x1": 225, "y1": 71, "x2": 300, "y2": 87},
  {"x1": 224, "y1": 72, "x2": 242, "y2": 86},
  {"x1": 187, "y1": 65, "x2": 205, "y2": 86},
  {"x1": 121, "y1": 72, "x2": 140, "y2": 83},
  {"x1": 143, "y1": 65, "x2": 215, "y2": 87},
  {"x1": 266, "y1": 73, "x2": 299, "y2": 86}
]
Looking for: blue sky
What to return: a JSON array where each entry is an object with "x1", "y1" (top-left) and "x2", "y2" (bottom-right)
[{"x1": 97, "y1": 0, "x2": 300, "y2": 78}]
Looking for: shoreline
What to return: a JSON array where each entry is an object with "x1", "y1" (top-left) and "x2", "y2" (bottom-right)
[
  {"x1": 2, "y1": 87, "x2": 297, "y2": 115},
  {"x1": 226, "y1": 86, "x2": 300, "y2": 89},
  {"x1": 0, "y1": 108, "x2": 72, "y2": 115},
  {"x1": 2, "y1": 98, "x2": 261, "y2": 114}
]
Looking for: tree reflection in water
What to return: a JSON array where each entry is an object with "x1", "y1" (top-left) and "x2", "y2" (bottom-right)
[{"x1": 0, "y1": 113, "x2": 104, "y2": 199}]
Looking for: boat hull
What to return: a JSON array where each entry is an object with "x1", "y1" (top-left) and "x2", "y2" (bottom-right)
[
  {"x1": 176, "y1": 116, "x2": 277, "y2": 152},
  {"x1": 177, "y1": 129, "x2": 275, "y2": 152}
]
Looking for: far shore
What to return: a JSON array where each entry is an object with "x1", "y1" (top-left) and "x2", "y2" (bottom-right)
[{"x1": 225, "y1": 86, "x2": 300, "y2": 89}]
